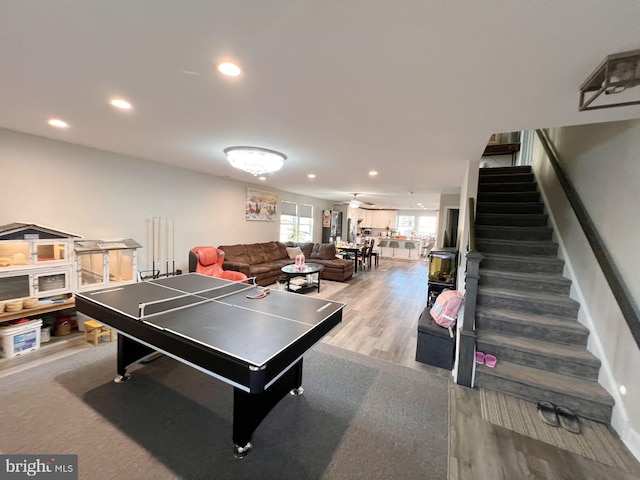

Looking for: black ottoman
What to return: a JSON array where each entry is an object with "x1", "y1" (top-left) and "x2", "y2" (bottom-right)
[{"x1": 415, "y1": 307, "x2": 455, "y2": 370}]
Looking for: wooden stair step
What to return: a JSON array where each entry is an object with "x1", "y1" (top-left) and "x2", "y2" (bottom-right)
[
  {"x1": 476, "y1": 330, "x2": 600, "y2": 380},
  {"x1": 475, "y1": 359, "x2": 613, "y2": 423},
  {"x1": 475, "y1": 306, "x2": 589, "y2": 346}
]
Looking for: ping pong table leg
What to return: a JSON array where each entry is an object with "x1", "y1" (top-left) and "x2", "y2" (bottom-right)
[
  {"x1": 232, "y1": 359, "x2": 304, "y2": 458},
  {"x1": 115, "y1": 334, "x2": 156, "y2": 383}
]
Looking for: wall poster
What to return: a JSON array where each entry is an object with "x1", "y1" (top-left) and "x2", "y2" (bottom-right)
[{"x1": 246, "y1": 188, "x2": 278, "y2": 221}]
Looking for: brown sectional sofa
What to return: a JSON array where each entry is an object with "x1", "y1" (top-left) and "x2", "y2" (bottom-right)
[{"x1": 218, "y1": 241, "x2": 354, "y2": 286}]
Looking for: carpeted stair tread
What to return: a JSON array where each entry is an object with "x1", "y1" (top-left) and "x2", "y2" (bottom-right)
[
  {"x1": 476, "y1": 225, "x2": 553, "y2": 240},
  {"x1": 479, "y1": 269, "x2": 571, "y2": 288},
  {"x1": 477, "y1": 286, "x2": 580, "y2": 307},
  {"x1": 476, "y1": 213, "x2": 549, "y2": 226},
  {"x1": 475, "y1": 360, "x2": 613, "y2": 423},
  {"x1": 476, "y1": 306, "x2": 588, "y2": 335},
  {"x1": 478, "y1": 173, "x2": 534, "y2": 183},
  {"x1": 479, "y1": 166, "x2": 532, "y2": 176},
  {"x1": 477, "y1": 330, "x2": 599, "y2": 368},
  {"x1": 482, "y1": 252, "x2": 565, "y2": 267},
  {"x1": 475, "y1": 238, "x2": 558, "y2": 257},
  {"x1": 478, "y1": 182, "x2": 537, "y2": 192},
  {"x1": 477, "y1": 201, "x2": 544, "y2": 214},
  {"x1": 475, "y1": 307, "x2": 588, "y2": 347}
]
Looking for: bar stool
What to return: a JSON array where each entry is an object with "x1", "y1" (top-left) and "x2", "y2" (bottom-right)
[
  {"x1": 377, "y1": 240, "x2": 388, "y2": 258},
  {"x1": 388, "y1": 240, "x2": 400, "y2": 258},
  {"x1": 84, "y1": 320, "x2": 114, "y2": 347},
  {"x1": 405, "y1": 241, "x2": 416, "y2": 259}
]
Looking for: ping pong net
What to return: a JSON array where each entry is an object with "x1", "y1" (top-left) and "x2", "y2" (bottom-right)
[{"x1": 138, "y1": 277, "x2": 262, "y2": 319}]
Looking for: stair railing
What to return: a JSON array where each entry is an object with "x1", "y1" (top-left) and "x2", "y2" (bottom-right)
[
  {"x1": 456, "y1": 197, "x2": 484, "y2": 387},
  {"x1": 536, "y1": 129, "x2": 640, "y2": 348}
]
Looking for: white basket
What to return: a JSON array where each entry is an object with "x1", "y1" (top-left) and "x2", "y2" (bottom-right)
[{"x1": 0, "y1": 319, "x2": 42, "y2": 358}]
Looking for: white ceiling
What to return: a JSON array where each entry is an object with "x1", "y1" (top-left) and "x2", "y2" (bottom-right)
[{"x1": 1, "y1": 1, "x2": 639, "y2": 210}]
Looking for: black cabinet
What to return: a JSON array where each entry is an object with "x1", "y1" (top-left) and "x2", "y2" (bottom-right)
[{"x1": 427, "y1": 248, "x2": 457, "y2": 307}]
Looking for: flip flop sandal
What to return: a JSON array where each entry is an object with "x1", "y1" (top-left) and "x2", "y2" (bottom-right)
[
  {"x1": 475, "y1": 351, "x2": 485, "y2": 364},
  {"x1": 537, "y1": 401, "x2": 560, "y2": 427},
  {"x1": 485, "y1": 354, "x2": 497, "y2": 368},
  {"x1": 556, "y1": 406, "x2": 581, "y2": 434}
]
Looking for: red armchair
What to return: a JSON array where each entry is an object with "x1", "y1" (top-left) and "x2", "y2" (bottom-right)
[{"x1": 189, "y1": 246, "x2": 248, "y2": 282}]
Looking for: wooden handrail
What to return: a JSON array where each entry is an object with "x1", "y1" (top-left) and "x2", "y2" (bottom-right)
[{"x1": 536, "y1": 129, "x2": 640, "y2": 347}]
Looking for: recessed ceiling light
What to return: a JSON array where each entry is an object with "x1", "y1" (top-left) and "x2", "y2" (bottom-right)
[
  {"x1": 307, "y1": 173, "x2": 316, "y2": 179},
  {"x1": 218, "y1": 61, "x2": 241, "y2": 77},
  {"x1": 258, "y1": 176, "x2": 267, "y2": 181},
  {"x1": 110, "y1": 98, "x2": 132, "y2": 110},
  {"x1": 48, "y1": 118, "x2": 69, "y2": 128},
  {"x1": 369, "y1": 170, "x2": 378, "y2": 176}
]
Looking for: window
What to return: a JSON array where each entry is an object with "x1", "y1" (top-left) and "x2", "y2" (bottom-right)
[
  {"x1": 417, "y1": 215, "x2": 437, "y2": 239},
  {"x1": 397, "y1": 215, "x2": 415, "y2": 237},
  {"x1": 279, "y1": 202, "x2": 313, "y2": 242}
]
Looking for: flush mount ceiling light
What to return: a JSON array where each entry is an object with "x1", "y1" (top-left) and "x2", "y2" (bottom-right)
[
  {"x1": 223, "y1": 146, "x2": 287, "y2": 176},
  {"x1": 580, "y1": 49, "x2": 640, "y2": 111},
  {"x1": 48, "y1": 118, "x2": 69, "y2": 128},
  {"x1": 218, "y1": 61, "x2": 242, "y2": 77},
  {"x1": 110, "y1": 98, "x2": 132, "y2": 110}
]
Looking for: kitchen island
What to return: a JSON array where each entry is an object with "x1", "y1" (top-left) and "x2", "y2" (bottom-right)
[{"x1": 377, "y1": 238, "x2": 422, "y2": 260}]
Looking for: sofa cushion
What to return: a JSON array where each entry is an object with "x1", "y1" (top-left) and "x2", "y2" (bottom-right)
[
  {"x1": 246, "y1": 243, "x2": 268, "y2": 265},
  {"x1": 311, "y1": 243, "x2": 337, "y2": 260},
  {"x1": 262, "y1": 241, "x2": 285, "y2": 262},
  {"x1": 286, "y1": 246, "x2": 302, "y2": 259},
  {"x1": 219, "y1": 244, "x2": 250, "y2": 264}
]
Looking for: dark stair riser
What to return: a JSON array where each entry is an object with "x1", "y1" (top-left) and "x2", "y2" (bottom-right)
[
  {"x1": 475, "y1": 339, "x2": 600, "y2": 380},
  {"x1": 476, "y1": 226, "x2": 553, "y2": 241},
  {"x1": 478, "y1": 192, "x2": 540, "y2": 203},
  {"x1": 476, "y1": 239, "x2": 558, "y2": 257},
  {"x1": 478, "y1": 273, "x2": 570, "y2": 295},
  {"x1": 479, "y1": 182, "x2": 537, "y2": 193},
  {"x1": 477, "y1": 203, "x2": 544, "y2": 215},
  {"x1": 477, "y1": 293, "x2": 580, "y2": 318},
  {"x1": 479, "y1": 173, "x2": 534, "y2": 184},
  {"x1": 476, "y1": 213, "x2": 548, "y2": 227},
  {"x1": 475, "y1": 313, "x2": 588, "y2": 347},
  {"x1": 479, "y1": 166, "x2": 532, "y2": 176},
  {"x1": 475, "y1": 372, "x2": 612, "y2": 423}
]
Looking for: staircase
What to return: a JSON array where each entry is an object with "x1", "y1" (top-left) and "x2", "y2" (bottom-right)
[{"x1": 473, "y1": 165, "x2": 614, "y2": 423}]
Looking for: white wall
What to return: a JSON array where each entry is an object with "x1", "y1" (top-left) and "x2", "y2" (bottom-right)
[
  {"x1": 0, "y1": 129, "x2": 333, "y2": 273},
  {"x1": 531, "y1": 120, "x2": 640, "y2": 458},
  {"x1": 436, "y1": 193, "x2": 461, "y2": 248}
]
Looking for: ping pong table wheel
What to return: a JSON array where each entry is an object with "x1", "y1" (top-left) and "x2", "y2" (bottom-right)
[
  {"x1": 290, "y1": 386, "x2": 304, "y2": 396},
  {"x1": 114, "y1": 374, "x2": 131, "y2": 383},
  {"x1": 233, "y1": 442, "x2": 253, "y2": 458}
]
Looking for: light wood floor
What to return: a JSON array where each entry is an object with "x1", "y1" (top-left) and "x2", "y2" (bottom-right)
[{"x1": 324, "y1": 258, "x2": 640, "y2": 480}]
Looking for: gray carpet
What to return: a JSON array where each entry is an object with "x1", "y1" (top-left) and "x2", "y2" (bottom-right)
[{"x1": 0, "y1": 340, "x2": 448, "y2": 479}]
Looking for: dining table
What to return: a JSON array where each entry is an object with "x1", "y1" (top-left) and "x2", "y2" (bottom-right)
[{"x1": 336, "y1": 243, "x2": 368, "y2": 273}]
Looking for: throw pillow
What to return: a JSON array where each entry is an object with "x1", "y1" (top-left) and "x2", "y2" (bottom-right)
[{"x1": 286, "y1": 246, "x2": 302, "y2": 259}]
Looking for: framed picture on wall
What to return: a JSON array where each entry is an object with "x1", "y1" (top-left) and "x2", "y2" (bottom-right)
[
  {"x1": 246, "y1": 188, "x2": 278, "y2": 221},
  {"x1": 487, "y1": 133, "x2": 501, "y2": 145}
]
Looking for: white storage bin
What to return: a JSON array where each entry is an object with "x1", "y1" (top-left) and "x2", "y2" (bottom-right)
[{"x1": 0, "y1": 319, "x2": 42, "y2": 358}]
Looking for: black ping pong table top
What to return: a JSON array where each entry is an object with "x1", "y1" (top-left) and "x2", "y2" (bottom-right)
[{"x1": 76, "y1": 273, "x2": 345, "y2": 367}]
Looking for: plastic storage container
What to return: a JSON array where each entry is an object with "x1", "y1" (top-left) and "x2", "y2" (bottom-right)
[{"x1": 0, "y1": 319, "x2": 42, "y2": 358}]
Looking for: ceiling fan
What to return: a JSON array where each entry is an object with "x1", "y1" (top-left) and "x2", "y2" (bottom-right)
[{"x1": 342, "y1": 193, "x2": 375, "y2": 208}]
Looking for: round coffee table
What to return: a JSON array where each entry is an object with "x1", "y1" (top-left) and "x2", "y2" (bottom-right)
[{"x1": 280, "y1": 263, "x2": 324, "y2": 294}]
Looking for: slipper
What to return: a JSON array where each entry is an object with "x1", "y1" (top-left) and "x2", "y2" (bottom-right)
[
  {"x1": 475, "y1": 351, "x2": 485, "y2": 364},
  {"x1": 485, "y1": 354, "x2": 497, "y2": 368},
  {"x1": 556, "y1": 406, "x2": 581, "y2": 434},
  {"x1": 537, "y1": 401, "x2": 559, "y2": 427}
]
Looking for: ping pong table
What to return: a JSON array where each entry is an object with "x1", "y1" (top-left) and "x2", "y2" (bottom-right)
[{"x1": 75, "y1": 273, "x2": 345, "y2": 457}]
